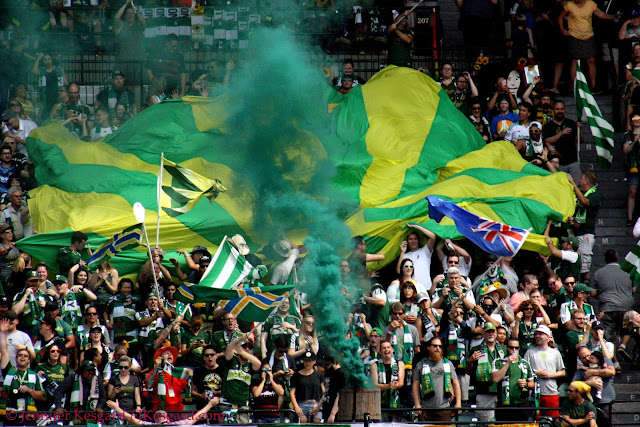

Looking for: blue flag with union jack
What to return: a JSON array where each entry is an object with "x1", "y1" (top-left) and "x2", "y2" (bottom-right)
[{"x1": 426, "y1": 196, "x2": 530, "y2": 257}]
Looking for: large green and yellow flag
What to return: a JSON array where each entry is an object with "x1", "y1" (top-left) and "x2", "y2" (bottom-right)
[{"x1": 19, "y1": 66, "x2": 575, "y2": 274}]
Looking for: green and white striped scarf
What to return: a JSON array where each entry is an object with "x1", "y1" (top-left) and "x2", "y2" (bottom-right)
[
  {"x1": 151, "y1": 364, "x2": 189, "y2": 409},
  {"x1": 391, "y1": 323, "x2": 414, "y2": 368},
  {"x1": 60, "y1": 291, "x2": 82, "y2": 328},
  {"x1": 0, "y1": 367, "x2": 39, "y2": 414},
  {"x1": 69, "y1": 373, "x2": 100, "y2": 411}
]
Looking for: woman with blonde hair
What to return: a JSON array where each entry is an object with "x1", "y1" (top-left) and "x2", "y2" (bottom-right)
[{"x1": 289, "y1": 315, "x2": 320, "y2": 363}]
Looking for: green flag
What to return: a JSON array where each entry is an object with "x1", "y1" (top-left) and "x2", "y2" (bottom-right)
[
  {"x1": 621, "y1": 243, "x2": 640, "y2": 283},
  {"x1": 160, "y1": 156, "x2": 227, "y2": 217},
  {"x1": 575, "y1": 63, "x2": 614, "y2": 169}
]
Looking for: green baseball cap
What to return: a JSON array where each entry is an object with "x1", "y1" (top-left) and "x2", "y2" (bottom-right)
[
  {"x1": 26, "y1": 270, "x2": 38, "y2": 280},
  {"x1": 52, "y1": 275, "x2": 67, "y2": 283},
  {"x1": 573, "y1": 283, "x2": 594, "y2": 294},
  {"x1": 483, "y1": 323, "x2": 497, "y2": 332}
]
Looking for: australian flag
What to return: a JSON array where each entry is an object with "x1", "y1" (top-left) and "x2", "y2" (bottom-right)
[{"x1": 426, "y1": 196, "x2": 530, "y2": 257}]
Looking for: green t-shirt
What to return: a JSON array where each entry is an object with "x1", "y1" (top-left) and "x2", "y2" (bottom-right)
[
  {"x1": 492, "y1": 357, "x2": 533, "y2": 406},
  {"x1": 36, "y1": 362, "x2": 69, "y2": 389},
  {"x1": 263, "y1": 314, "x2": 301, "y2": 355},
  {"x1": 55, "y1": 318, "x2": 74, "y2": 339},
  {"x1": 561, "y1": 399, "x2": 597, "y2": 423},
  {"x1": 181, "y1": 328, "x2": 209, "y2": 368},
  {"x1": 56, "y1": 247, "x2": 82, "y2": 275},
  {"x1": 211, "y1": 330, "x2": 242, "y2": 355},
  {"x1": 221, "y1": 356, "x2": 254, "y2": 406}
]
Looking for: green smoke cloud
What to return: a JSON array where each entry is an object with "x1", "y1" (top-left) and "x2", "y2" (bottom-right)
[{"x1": 223, "y1": 26, "x2": 370, "y2": 387}]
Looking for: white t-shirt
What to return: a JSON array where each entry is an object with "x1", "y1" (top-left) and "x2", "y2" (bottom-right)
[
  {"x1": 505, "y1": 122, "x2": 530, "y2": 144},
  {"x1": 4, "y1": 330, "x2": 35, "y2": 367},
  {"x1": 404, "y1": 245, "x2": 433, "y2": 291},
  {"x1": 561, "y1": 250, "x2": 580, "y2": 263},
  {"x1": 270, "y1": 248, "x2": 300, "y2": 285},
  {"x1": 90, "y1": 125, "x2": 117, "y2": 141},
  {"x1": 524, "y1": 346, "x2": 565, "y2": 396}
]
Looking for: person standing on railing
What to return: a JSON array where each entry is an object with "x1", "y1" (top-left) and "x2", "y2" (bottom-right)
[{"x1": 146, "y1": 34, "x2": 187, "y2": 97}]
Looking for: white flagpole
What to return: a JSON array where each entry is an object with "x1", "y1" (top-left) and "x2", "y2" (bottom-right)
[
  {"x1": 134, "y1": 203, "x2": 161, "y2": 298},
  {"x1": 156, "y1": 153, "x2": 164, "y2": 248},
  {"x1": 575, "y1": 60, "x2": 581, "y2": 164}
]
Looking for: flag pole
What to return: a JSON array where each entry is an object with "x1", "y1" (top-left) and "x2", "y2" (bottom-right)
[
  {"x1": 156, "y1": 153, "x2": 164, "y2": 248},
  {"x1": 134, "y1": 202, "x2": 162, "y2": 299},
  {"x1": 575, "y1": 61, "x2": 581, "y2": 164}
]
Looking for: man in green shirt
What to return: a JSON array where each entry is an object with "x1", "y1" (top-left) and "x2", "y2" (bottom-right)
[
  {"x1": 568, "y1": 171, "x2": 601, "y2": 283},
  {"x1": 561, "y1": 381, "x2": 597, "y2": 426},
  {"x1": 492, "y1": 337, "x2": 535, "y2": 421},
  {"x1": 220, "y1": 332, "x2": 260, "y2": 424},
  {"x1": 56, "y1": 231, "x2": 88, "y2": 275}
]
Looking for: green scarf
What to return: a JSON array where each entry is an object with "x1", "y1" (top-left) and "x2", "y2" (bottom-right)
[
  {"x1": 148, "y1": 363, "x2": 189, "y2": 410},
  {"x1": 376, "y1": 358, "x2": 400, "y2": 408},
  {"x1": 445, "y1": 324, "x2": 466, "y2": 369},
  {"x1": 391, "y1": 323, "x2": 414, "y2": 368},
  {"x1": 61, "y1": 291, "x2": 82, "y2": 328},
  {"x1": 420, "y1": 358, "x2": 452, "y2": 398},
  {"x1": 476, "y1": 344, "x2": 505, "y2": 383},
  {"x1": 0, "y1": 367, "x2": 39, "y2": 414},
  {"x1": 69, "y1": 373, "x2": 100, "y2": 411}
]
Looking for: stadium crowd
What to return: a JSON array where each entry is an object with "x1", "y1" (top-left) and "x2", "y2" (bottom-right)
[{"x1": 0, "y1": 0, "x2": 640, "y2": 426}]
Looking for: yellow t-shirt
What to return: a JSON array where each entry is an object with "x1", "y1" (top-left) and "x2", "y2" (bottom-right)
[{"x1": 565, "y1": 0, "x2": 598, "y2": 40}]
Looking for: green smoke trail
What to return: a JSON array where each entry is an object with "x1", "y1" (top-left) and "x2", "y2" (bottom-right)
[{"x1": 223, "y1": 26, "x2": 370, "y2": 387}]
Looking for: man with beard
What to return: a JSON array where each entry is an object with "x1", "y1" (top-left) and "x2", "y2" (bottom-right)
[
  {"x1": 466, "y1": 323, "x2": 506, "y2": 422},
  {"x1": 95, "y1": 71, "x2": 136, "y2": 116},
  {"x1": 412, "y1": 337, "x2": 461, "y2": 422},
  {"x1": 543, "y1": 100, "x2": 582, "y2": 183},
  {"x1": 525, "y1": 325, "x2": 565, "y2": 418},
  {"x1": 492, "y1": 337, "x2": 535, "y2": 421},
  {"x1": 192, "y1": 345, "x2": 223, "y2": 410}
]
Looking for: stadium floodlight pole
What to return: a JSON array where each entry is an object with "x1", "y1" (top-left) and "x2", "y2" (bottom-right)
[
  {"x1": 391, "y1": 0, "x2": 425, "y2": 27},
  {"x1": 134, "y1": 202, "x2": 161, "y2": 298}
]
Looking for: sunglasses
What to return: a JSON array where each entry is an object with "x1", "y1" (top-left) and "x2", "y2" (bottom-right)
[
  {"x1": 305, "y1": 321, "x2": 314, "y2": 326},
  {"x1": 119, "y1": 365, "x2": 130, "y2": 369},
  {"x1": 86, "y1": 312, "x2": 98, "y2": 316},
  {"x1": 204, "y1": 353, "x2": 216, "y2": 357},
  {"x1": 565, "y1": 281, "x2": 575, "y2": 285},
  {"x1": 448, "y1": 261, "x2": 459, "y2": 264},
  {"x1": 403, "y1": 265, "x2": 414, "y2": 269},
  {"x1": 523, "y1": 307, "x2": 534, "y2": 311},
  {"x1": 17, "y1": 354, "x2": 29, "y2": 358},
  {"x1": 392, "y1": 312, "x2": 404, "y2": 316},
  {"x1": 431, "y1": 344, "x2": 442, "y2": 348},
  {"x1": 508, "y1": 346, "x2": 520, "y2": 350},
  {"x1": 50, "y1": 349, "x2": 61, "y2": 353}
]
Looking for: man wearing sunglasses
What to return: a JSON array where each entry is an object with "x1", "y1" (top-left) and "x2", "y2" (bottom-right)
[
  {"x1": 192, "y1": 345, "x2": 223, "y2": 410},
  {"x1": 492, "y1": 337, "x2": 535, "y2": 421},
  {"x1": 0, "y1": 317, "x2": 45, "y2": 418},
  {"x1": 412, "y1": 337, "x2": 461, "y2": 422}
]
